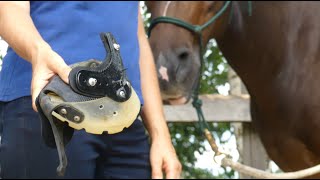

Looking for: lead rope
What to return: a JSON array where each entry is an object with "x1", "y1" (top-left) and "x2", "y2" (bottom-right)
[{"x1": 191, "y1": 33, "x2": 222, "y2": 154}]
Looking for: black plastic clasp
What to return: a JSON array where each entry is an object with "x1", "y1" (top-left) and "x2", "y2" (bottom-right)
[
  {"x1": 54, "y1": 105, "x2": 84, "y2": 124},
  {"x1": 68, "y1": 32, "x2": 132, "y2": 102}
]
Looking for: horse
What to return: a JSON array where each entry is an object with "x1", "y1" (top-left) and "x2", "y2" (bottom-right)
[{"x1": 146, "y1": 1, "x2": 320, "y2": 178}]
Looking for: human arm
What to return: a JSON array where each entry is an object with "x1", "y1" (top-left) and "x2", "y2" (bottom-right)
[
  {"x1": 0, "y1": 1, "x2": 71, "y2": 111},
  {"x1": 137, "y1": 8, "x2": 182, "y2": 179}
]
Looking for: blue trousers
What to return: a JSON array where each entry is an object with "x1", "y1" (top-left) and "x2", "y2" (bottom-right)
[{"x1": 0, "y1": 96, "x2": 151, "y2": 179}]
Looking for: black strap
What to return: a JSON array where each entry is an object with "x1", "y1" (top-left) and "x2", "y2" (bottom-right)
[{"x1": 36, "y1": 90, "x2": 72, "y2": 176}]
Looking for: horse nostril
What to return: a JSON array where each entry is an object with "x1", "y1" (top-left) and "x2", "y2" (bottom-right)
[{"x1": 178, "y1": 51, "x2": 189, "y2": 60}]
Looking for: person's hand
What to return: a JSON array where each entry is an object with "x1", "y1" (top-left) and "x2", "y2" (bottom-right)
[
  {"x1": 30, "y1": 44, "x2": 71, "y2": 112},
  {"x1": 150, "y1": 137, "x2": 182, "y2": 179}
]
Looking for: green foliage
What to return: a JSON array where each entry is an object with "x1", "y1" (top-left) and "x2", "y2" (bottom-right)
[
  {"x1": 168, "y1": 122, "x2": 235, "y2": 179},
  {"x1": 141, "y1": 2, "x2": 234, "y2": 178},
  {"x1": 200, "y1": 41, "x2": 229, "y2": 95},
  {"x1": 140, "y1": 2, "x2": 151, "y2": 33}
]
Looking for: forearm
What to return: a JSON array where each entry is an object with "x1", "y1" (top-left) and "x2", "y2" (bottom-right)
[
  {"x1": 137, "y1": 10, "x2": 171, "y2": 141},
  {"x1": 0, "y1": 1, "x2": 50, "y2": 63},
  {"x1": 139, "y1": 43, "x2": 171, "y2": 140},
  {"x1": 0, "y1": 1, "x2": 71, "y2": 111}
]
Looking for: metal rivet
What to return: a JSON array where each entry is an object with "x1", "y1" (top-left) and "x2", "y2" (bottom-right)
[
  {"x1": 88, "y1": 78, "x2": 97, "y2": 86},
  {"x1": 113, "y1": 43, "x2": 120, "y2": 51},
  {"x1": 90, "y1": 63, "x2": 97, "y2": 68},
  {"x1": 60, "y1": 108, "x2": 67, "y2": 115},
  {"x1": 119, "y1": 90, "x2": 126, "y2": 98},
  {"x1": 74, "y1": 116, "x2": 80, "y2": 122}
]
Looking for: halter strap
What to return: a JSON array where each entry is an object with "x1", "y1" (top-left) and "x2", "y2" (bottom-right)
[{"x1": 148, "y1": 1, "x2": 232, "y2": 37}]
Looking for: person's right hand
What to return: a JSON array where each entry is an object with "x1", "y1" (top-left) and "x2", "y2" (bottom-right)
[{"x1": 30, "y1": 44, "x2": 71, "y2": 112}]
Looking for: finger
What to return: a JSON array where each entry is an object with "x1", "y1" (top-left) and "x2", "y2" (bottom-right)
[
  {"x1": 31, "y1": 79, "x2": 42, "y2": 112},
  {"x1": 165, "y1": 171, "x2": 176, "y2": 179},
  {"x1": 32, "y1": 99, "x2": 38, "y2": 112},
  {"x1": 165, "y1": 170, "x2": 180, "y2": 179},
  {"x1": 51, "y1": 61, "x2": 71, "y2": 84},
  {"x1": 165, "y1": 162, "x2": 182, "y2": 179},
  {"x1": 46, "y1": 52, "x2": 71, "y2": 84},
  {"x1": 151, "y1": 157, "x2": 163, "y2": 179},
  {"x1": 31, "y1": 71, "x2": 50, "y2": 112}
]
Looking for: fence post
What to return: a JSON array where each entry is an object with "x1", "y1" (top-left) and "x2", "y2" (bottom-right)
[{"x1": 228, "y1": 67, "x2": 270, "y2": 179}]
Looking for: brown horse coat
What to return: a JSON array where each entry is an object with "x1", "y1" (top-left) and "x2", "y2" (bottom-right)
[{"x1": 147, "y1": 1, "x2": 320, "y2": 177}]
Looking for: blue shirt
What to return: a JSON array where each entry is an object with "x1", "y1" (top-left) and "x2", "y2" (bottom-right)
[{"x1": 0, "y1": 1, "x2": 143, "y2": 104}]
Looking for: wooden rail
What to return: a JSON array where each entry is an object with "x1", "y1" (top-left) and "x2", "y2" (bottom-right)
[{"x1": 163, "y1": 94, "x2": 251, "y2": 122}]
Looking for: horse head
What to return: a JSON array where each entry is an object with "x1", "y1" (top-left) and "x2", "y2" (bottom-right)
[{"x1": 147, "y1": 1, "x2": 231, "y2": 105}]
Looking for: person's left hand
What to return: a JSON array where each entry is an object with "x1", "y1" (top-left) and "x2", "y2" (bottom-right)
[{"x1": 150, "y1": 137, "x2": 182, "y2": 179}]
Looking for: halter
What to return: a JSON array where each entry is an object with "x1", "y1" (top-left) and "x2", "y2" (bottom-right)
[{"x1": 147, "y1": 1, "x2": 233, "y2": 134}]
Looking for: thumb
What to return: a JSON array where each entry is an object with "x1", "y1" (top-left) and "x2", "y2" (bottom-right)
[
  {"x1": 151, "y1": 156, "x2": 163, "y2": 179},
  {"x1": 31, "y1": 82, "x2": 41, "y2": 112},
  {"x1": 52, "y1": 61, "x2": 71, "y2": 84},
  {"x1": 31, "y1": 71, "x2": 47, "y2": 112},
  {"x1": 47, "y1": 51, "x2": 71, "y2": 84}
]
